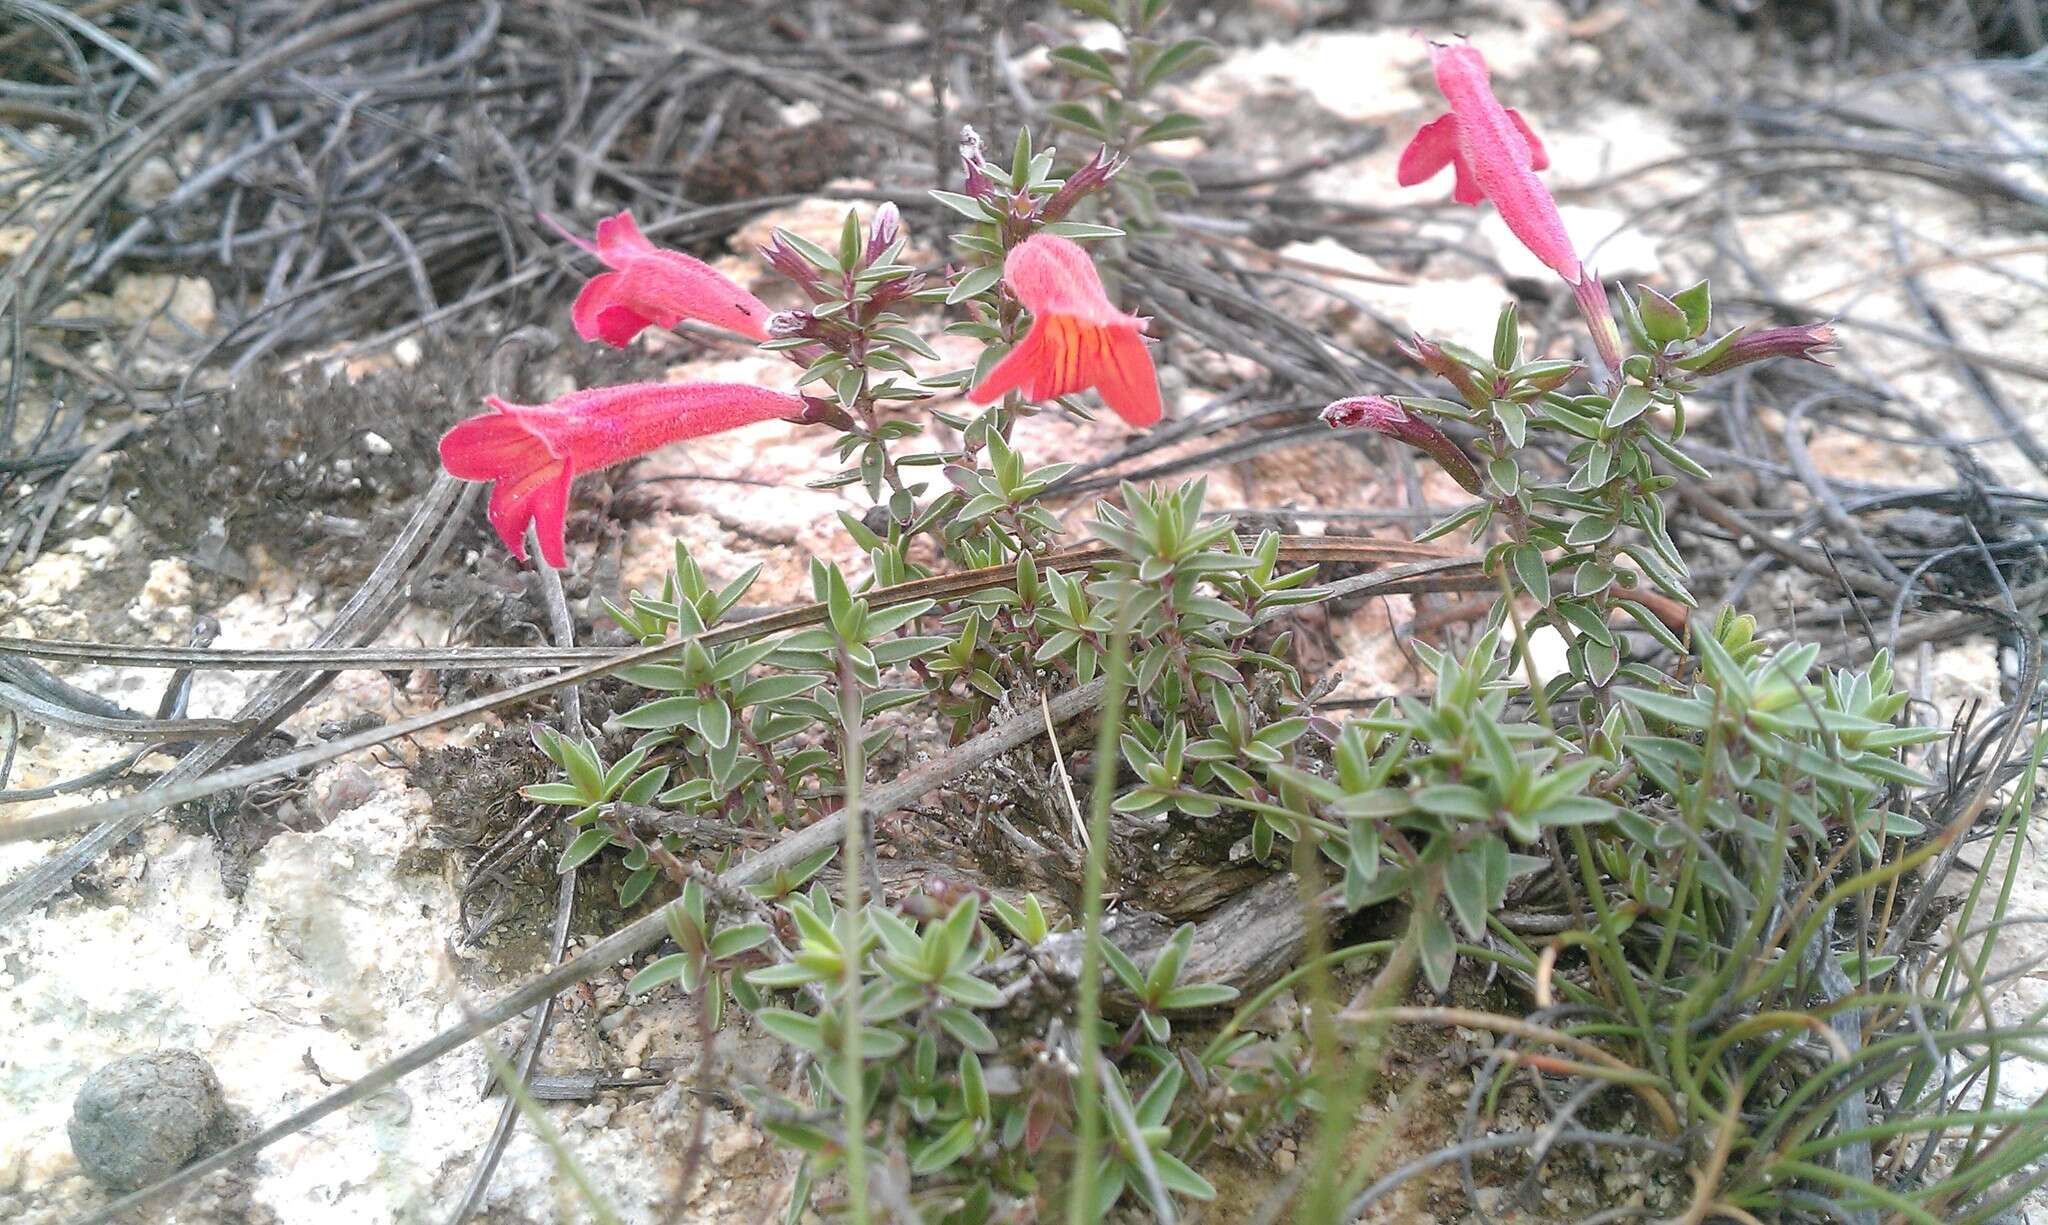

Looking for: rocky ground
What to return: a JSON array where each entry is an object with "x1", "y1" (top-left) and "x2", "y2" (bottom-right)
[{"x1": 4, "y1": 1, "x2": 2047, "y2": 1221}]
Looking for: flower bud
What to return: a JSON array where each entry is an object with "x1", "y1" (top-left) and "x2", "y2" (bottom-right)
[
  {"x1": 1398, "y1": 334, "x2": 1488, "y2": 407},
  {"x1": 1686, "y1": 323, "x2": 1837, "y2": 377},
  {"x1": 1041, "y1": 145, "x2": 1128, "y2": 222},
  {"x1": 960, "y1": 126, "x2": 998, "y2": 201},
  {"x1": 1322, "y1": 396, "x2": 1483, "y2": 495},
  {"x1": 864, "y1": 201, "x2": 903, "y2": 265},
  {"x1": 759, "y1": 233, "x2": 826, "y2": 299}
]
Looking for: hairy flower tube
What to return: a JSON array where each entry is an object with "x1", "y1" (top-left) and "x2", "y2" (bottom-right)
[
  {"x1": 968, "y1": 234, "x2": 1162, "y2": 428},
  {"x1": 1398, "y1": 41, "x2": 1622, "y2": 371},
  {"x1": 439, "y1": 383, "x2": 804, "y2": 566},
  {"x1": 1321, "y1": 395, "x2": 1482, "y2": 495},
  {"x1": 555, "y1": 211, "x2": 774, "y2": 345}
]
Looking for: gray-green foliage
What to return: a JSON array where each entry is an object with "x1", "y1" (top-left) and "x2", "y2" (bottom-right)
[
  {"x1": 507, "y1": 79, "x2": 2043, "y2": 1217},
  {"x1": 1043, "y1": 0, "x2": 1215, "y2": 225}
]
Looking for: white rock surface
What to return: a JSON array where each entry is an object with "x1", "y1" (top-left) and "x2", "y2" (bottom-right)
[
  {"x1": 0, "y1": 777, "x2": 789, "y2": 1224},
  {"x1": 1181, "y1": 30, "x2": 1429, "y2": 125}
]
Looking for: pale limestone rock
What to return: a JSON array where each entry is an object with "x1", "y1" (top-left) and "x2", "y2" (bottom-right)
[
  {"x1": 110, "y1": 273, "x2": 216, "y2": 338},
  {"x1": 130, "y1": 558, "x2": 193, "y2": 622},
  {"x1": 1181, "y1": 30, "x2": 1427, "y2": 126}
]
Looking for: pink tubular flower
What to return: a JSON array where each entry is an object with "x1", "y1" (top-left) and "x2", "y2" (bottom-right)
[
  {"x1": 439, "y1": 383, "x2": 803, "y2": 566},
  {"x1": 555, "y1": 211, "x2": 773, "y2": 345},
  {"x1": 968, "y1": 235, "x2": 1162, "y2": 428},
  {"x1": 1322, "y1": 396, "x2": 1482, "y2": 495},
  {"x1": 1399, "y1": 41, "x2": 1578, "y2": 286},
  {"x1": 1399, "y1": 42, "x2": 1624, "y2": 374}
]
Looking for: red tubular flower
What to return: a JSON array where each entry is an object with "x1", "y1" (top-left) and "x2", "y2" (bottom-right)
[
  {"x1": 1322, "y1": 396, "x2": 1483, "y2": 495},
  {"x1": 555, "y1": 211, "x2": 773, "y2": 345},
  {"x1": 439, "y1": 382, "x2": 803, "y2": 566},
  {"x1": 1399, "y1": 41, "x2": 1579, "y2": 286},
  {"x1": 967, "y1": 235, "x2": 1162, "y2": 428}
]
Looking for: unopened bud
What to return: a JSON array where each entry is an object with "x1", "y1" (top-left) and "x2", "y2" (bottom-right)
[
  {"x1": 864, "y1": 201, "x2": 902, "y2": 264},
  {"x1": 960, "y1": 126, "x2": 997, "y2": 201},
  {"x1": 1041, "y1": 145, "x2": 1128, "y2": 223},
  {"x1": 1686, "y1": 322, "x2": 1837, "y2": 377},
  {"x1": 759, "y1": 233, "x2": 826, "y2": 299},
  {"x1": 1322, "y1": 396, "x2": 1483, "y2": 495},
  {"x1": 1398, "y1": 334, "x2": 1488, "y2": 407}
]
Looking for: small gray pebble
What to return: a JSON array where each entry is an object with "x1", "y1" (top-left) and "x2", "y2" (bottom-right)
[{"x1": 68, "y1": 1050, "x2": 227, "y2": 1191}]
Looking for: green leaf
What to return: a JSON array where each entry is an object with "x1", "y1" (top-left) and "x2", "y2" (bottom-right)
[
  {"x1": 946, "y1": 263, "x2": 1003, "y2": 304},
  {"x1": 1672, "y1": 279, "x2": 1711, "y2": 337},
  {"x1": 991, "y1": 893, "x2": 1049, "y2": 945},
  {"x1": 1159, "y1": 983, "x2": 1238, "y2": 1009},
  {"x1": 1046, "y1": 101, "x2": 1112, "y2": 140},
  {"x1": 557, "y1": 827, "x2": 612, "y2": 873},
  {"x1": 1040, "y1": 220, "x2": 1126, "y2": 240},
  {"x1": 521, "y1": 782, "x2": 590, "y2": 805},
  {"x1": 1151, "y1": 1149, "x2": 1217, "y2": 1200},
  {"x1": 1050, "y1": 45, "x2": 1120, "y2": 86},
  {"x1": 1417, "y1": 908, "x2": 1457, "y2": 993},
  {"x1": 1140, "y1": 37, "x2": 1218, "y2": 92},
  {"x1": 961, "y1": 1050, "x2": 989, "y2": 1120},
  {"x1": 1510, "y1": 544, "x2": 1551, "y2": 606},
  {"x1": 773, "y1": 228, "x2": 842, "y2": 275},
  {"x1": 1530, "y1": 798, "x2": 1616, "y2": 828},
  {"x1": 1492, "y1": 303, "x2": 1521, "y2": 370},
  {"x1": 936, "y1": 1006, "x2": 997, "y2": 1052},
  {"x1": 1443, "y1": 846, "x2": 1491, "y2": 939},
  {"x1": 696, "y1": 699, "x2": 733, "y2": 749},
  {"x1": 1102, "y1": 940, "x2": 1145, "y2": 991},
  {"x1": 1137, "y1": 111, "x2": 1206, "y2": 144},
  {"x1": 735, "y1": 674, "x2": 823, "y2": 706},
  {"x1": 627, "y1": 953, "x2": 690, "y2": 997},
  {"x1": 1414, "y1": 784, "x2": 1492, "y2": 822},
  {"x1": 616, "y1": 696, "x2": 698, "y2": 730},
  {"x1": 1636, "y1": 286, "x2": 1690, "y2": 346},
  {"x1": 1145, "y1": 923, "x2": 1195, "y2": 998},
  {"x1": 1604, "y1": 386, "x2": 1655, "y2": 429},
  {"x1": 912, "y1": 1116, "x2": 980, "y2": 1175},
  {"x1": 755, "y1": 1008, "x2": 828, "y2": 1054},
  {"x1": 1493, "y1": 397, "x2": 1528, "y2": 450},
  {"x1": 746, "y1": 962, "x2": 823, "y2": 990},
  {"x1": 930, "y1": 190, "x2": 994, "y2": 221},
  {"x1": 618, "y1": 866, "x2": 656, "y2": 907},
  {"x1": 560, "y1": 739, "x2": 605, "y2": 800},
  {"x1": 709, "y1": 924, "x2": 772, "y2": 960}
]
